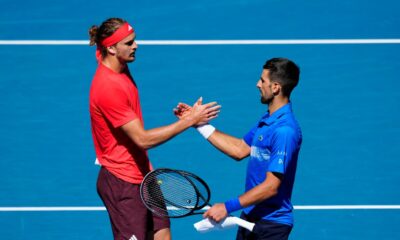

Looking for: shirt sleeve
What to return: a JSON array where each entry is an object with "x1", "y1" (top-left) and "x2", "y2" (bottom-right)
[
  {"x1": 268, "y1": 126, "x2": 297, "y2": 174},
  {"x1": 97, "y1": 82, "x2": 138, "y2": 128},
  {"x1": 243, "y1": 124, "x2": 258, "y2": 146}
]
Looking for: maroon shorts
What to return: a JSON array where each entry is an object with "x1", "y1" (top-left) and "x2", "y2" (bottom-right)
[{"x1": 97, "y1": 167, "x2": 170, "y2": 240}]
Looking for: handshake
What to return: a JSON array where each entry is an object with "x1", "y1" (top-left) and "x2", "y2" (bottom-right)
[{"x1": 173, "y1": 97, "x2": 221, "y2": 132}]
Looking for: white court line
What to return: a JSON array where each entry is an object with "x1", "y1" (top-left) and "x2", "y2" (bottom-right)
[
  {"x1": 0, "y1": 39, "x2": 400, "y2": 45},
  {"x1": 0, "y1": 207, "x2": 106, "y2": 211},
  {"x1": 294, "y1": 205, "x2": 400, "y2": 210},
  {"x1": 0, "y1": 205, "x2": 399, "y2": 212}
]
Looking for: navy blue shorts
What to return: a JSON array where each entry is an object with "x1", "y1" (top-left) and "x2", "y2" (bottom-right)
[
  {"x1": 97, "y1": 167, "x2": 170, "y2": 240},
  {"x1": 236, "y1": 212, "x2": 292, "y2": 240}
]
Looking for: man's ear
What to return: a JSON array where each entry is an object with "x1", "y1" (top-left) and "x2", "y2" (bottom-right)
[
  {"x1": 272, "y1": 82, "x2": 281, "y2": 95},
  {"x1": 106, "y1": 46, "x2": 116, "y2": 55}
]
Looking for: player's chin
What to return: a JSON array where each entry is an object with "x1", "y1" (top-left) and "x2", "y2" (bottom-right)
[
  {"x1": 260, "y1": 97, "x2": 269, "y2": 104},
  {"x1": 126, "y1": 56, "x2": 135, "y2": 62}
]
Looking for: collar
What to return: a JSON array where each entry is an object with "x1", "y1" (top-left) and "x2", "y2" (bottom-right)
[{"x1": 260, "y1": 103, "x2": 292, "y2": 126}]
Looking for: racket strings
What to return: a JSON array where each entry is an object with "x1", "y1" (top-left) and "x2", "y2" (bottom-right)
[
  {"x1": 184, "y1": 175, "x2": 210, "y2": 206},
  {"x1": 142, "y1": 172, "x2": 199, "y2": 217}
]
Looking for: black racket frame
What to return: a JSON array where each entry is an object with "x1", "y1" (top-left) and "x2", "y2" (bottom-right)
[{"x1": 140, "y1": 168, "x2": 211, "y2": 218}]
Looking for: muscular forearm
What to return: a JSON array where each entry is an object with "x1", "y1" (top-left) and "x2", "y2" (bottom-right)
[
  {"x1": 239, "y1": 181, "x2": 278, "y2": 208},
  {"x1": 123, "y1": 99, "x2": 220, "y2": 149},
  {"x1": 207, "y1": 130, "x2": 250, "y2": 160},
  {"x1": 122, "y1": 118, "x2": 194, "y2": 149},
  {"x1": 206, "y1": 172, "x2": 281, "y2": 222},
  {"x1": 238, "y1": 172, "x2": 281, "y2": 208}
]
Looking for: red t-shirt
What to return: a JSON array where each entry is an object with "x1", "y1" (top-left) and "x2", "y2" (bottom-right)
[{"x1": 89, "y1": 63, "x2": 151, "y2": 184}]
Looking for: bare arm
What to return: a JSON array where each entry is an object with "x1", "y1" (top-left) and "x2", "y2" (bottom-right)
[
  {"x1": 174, "y1": 102, "x2": 250, "y2": 160},
  {"x1": 121, "y1": 117, "x2": 194, "y2": 149},
  {"x1": 207, "y1": 130, "x2": 250, "y2": 161},
  {"x1": 174, "y1": 102, "x2": 281, "y2": 222},
  {"x1": 239, "y1": 172, "x2": 281, "y2": 206},
  {"x1": 122, "y1": 99, "x2": 220, "y2": 149},
  {"x1": 203, "y1": 172, "x2": 281, "y2": 222}
]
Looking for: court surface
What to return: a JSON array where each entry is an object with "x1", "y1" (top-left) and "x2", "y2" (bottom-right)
[{"x1": 0, "y1": 0, "x2": 399, "y2": 239}]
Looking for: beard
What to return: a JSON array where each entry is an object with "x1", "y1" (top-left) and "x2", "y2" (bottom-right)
[
  {"x1": 117, "y1": 50, "x2": 136, "y2": 63},
  {"x1": 260, "y1": 95, "x2": 273, "y2": 104}
]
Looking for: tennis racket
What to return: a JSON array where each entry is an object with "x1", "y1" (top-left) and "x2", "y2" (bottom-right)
[
  {"x1": 140, "y1": 168, "x2": 255, "y2": 232},
  {"x1": 140, "y1": 168, "x2": 211, "y2": 218}
]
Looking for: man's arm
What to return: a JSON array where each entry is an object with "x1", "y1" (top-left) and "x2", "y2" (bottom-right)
[
  {"x1": 203, "y1": 171, "x2": 281, "y2": 222},
  {"x1": 204, "y1": 127, "x2": 298, "y2": 222},
  {"x1": 238, "y1": 172, "x2": 281, "y2": 206},
  {"x1": 121, "y1": 117, "x2": 198, "y2": 150},
  {"x1": 174, "y1": 102, "x2": 250, "y2": 160},
  {"x1": 207, "y1": 130, "x2": 250, "y2": 161},
  {"x1": 122, "y1": 99, "x2": 220, "y2": 150}
]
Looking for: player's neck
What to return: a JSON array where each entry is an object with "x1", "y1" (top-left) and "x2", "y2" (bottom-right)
[
  {"x1": 268, "y1": 96, "x2": 289, "y2": 115},
  {"x1": 102, "y1": 56, "x2": 127, "y2": 73}
]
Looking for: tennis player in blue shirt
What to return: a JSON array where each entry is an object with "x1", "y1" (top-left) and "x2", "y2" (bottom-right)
[{"x1": 175, "y1": 58, "x2": 302, "y2": 240}]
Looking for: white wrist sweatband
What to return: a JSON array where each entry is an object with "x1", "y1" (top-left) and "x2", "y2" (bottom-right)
[{"x1": 196, "y1": 124, "x2": 216, "y2": 139}]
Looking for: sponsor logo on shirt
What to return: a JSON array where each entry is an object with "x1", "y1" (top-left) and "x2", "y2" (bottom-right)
[
  {"x1": 277, "y1": 151, "x2": 287, "y2": 156},
  {"x1": 251, "y1": 146, "x2": 270, "y2": 161}
]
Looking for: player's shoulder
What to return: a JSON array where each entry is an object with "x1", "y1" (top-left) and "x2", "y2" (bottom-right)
[
  {"x1": 91, "y1": 76, "x2": 127, "y2": 106},
  {"x1": 92, "y1": 70, "x2": 125, "y2": 91},
  {"x1": 273, "y1": 118, "x2": 302, "y2": 144},
  {"x1": 273, "y1": 117, "x2": 301, "y2": 136},
  {"x1": 273, "y1": 125, "x2": 296, "y2": 136}
]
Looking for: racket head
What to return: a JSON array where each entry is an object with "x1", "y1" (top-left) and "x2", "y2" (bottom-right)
[
  {"x1": 178, "y1": 170, "x2": 211, "y2": 210},
  {"x1": 140, "y1": 168, "x2": 211, "y2": 218}
]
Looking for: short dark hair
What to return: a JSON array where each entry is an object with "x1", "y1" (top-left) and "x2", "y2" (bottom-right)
[
  {"x1": 263, "y1": 58, "x2": 300, "y2": 97},
  {"x1": 88, "y1": 18, "x2": 127, "y2": 58}
]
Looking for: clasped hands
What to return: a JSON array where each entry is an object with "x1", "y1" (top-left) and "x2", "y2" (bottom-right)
[{"x1": 173, "y1": 97, "x2": 221, "y2": 127}]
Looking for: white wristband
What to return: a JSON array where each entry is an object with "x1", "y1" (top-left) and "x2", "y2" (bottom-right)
[{"x1": 196, "y1": 124, "x2": 216, "y2": 139}]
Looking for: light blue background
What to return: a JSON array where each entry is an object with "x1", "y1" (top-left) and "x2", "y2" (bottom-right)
[{"x1": 0, "y1": 0, "x2": 399, "y2": 239}]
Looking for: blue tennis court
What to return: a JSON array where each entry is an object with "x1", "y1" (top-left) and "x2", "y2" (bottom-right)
[{"x1": 0, "y1": 0, "x2": 399, "y2": 239}]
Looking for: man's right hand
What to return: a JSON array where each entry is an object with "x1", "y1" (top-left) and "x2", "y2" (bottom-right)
[{"x1": 174, "y1": 97, "x2": 221, "y2": 126}]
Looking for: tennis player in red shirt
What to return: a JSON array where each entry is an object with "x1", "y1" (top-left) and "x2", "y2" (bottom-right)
[{"x1": 88, "y1": 18, "x2": 220, "y2": 240}]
